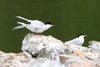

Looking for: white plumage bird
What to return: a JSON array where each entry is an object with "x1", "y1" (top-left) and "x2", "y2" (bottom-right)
[
  {"x1": 64, "y1": 34, "x2": 86, "y2": 46},
  {"x1": 12, "y1": 16, "x2": 53, "y2": 33}
]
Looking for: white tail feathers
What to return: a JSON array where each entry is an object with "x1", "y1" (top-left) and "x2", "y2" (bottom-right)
[
  {"x1": 17, "y1": 22, "x2": 26, "y2": 26},
  {"x1": 12, "y1": 25, "x2": 25, "y2": 30},
  {"x1": 12, "y1": 22, "x2": 26, "y2": 30}
]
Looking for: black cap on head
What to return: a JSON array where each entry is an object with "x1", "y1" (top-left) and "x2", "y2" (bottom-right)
[
  {"x1": 77, "y1": 34, "x2": 85, "y2": 37},
  {"x1": 45, "y1": 22, "x2": 52, "y2": 24}
]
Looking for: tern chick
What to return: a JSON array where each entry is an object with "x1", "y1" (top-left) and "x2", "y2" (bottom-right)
[
  {"x1": 12, "y1": 16, "x2": 53, "y2": 33},
  {"x1": 65, "y1": 34, "x2": 86, "y2": 46}
]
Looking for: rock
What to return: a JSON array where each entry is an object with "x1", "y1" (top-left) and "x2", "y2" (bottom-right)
[
  {"x1": 1, "y1": 50, "x2": 100, "y2": 67},
  {"x1": 0, "y1": 51, "x2": 32, "y2": 67},
  {"x1": 0, "y1": 51, "x2": 65, "y2": 67},
  {"x1": 60, "y1": 54, "x2": 99, "y2": 67},
  {"x1": 22, "y1": 33, "x2": 65, "y2": 58},
  {"x1": 1, "y1": 33, "x2": 100, "y2": 67},
  {"x1": 88, "y1": 40, "x2": 100, "y2": 53},
  {"x1": 97, "y1": 64, "x2": 100, "y2": 67}
]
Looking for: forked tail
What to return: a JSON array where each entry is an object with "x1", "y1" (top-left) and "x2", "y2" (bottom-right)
[{"x1": 12, "y1": 22, "x2": 26, "y2": 30}]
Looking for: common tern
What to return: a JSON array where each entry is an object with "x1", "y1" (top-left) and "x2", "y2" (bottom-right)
[
  {"x1": 12, "y1": 16, "x2": 53, "y2": 33},
  {"x1": 65, "y1": 34, "x2": 86, "y2": 46}
]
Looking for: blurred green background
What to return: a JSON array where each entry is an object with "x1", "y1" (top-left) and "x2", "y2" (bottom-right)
[{"x1": 0, "y1": 0, "x2": 100, "y2": 52}]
